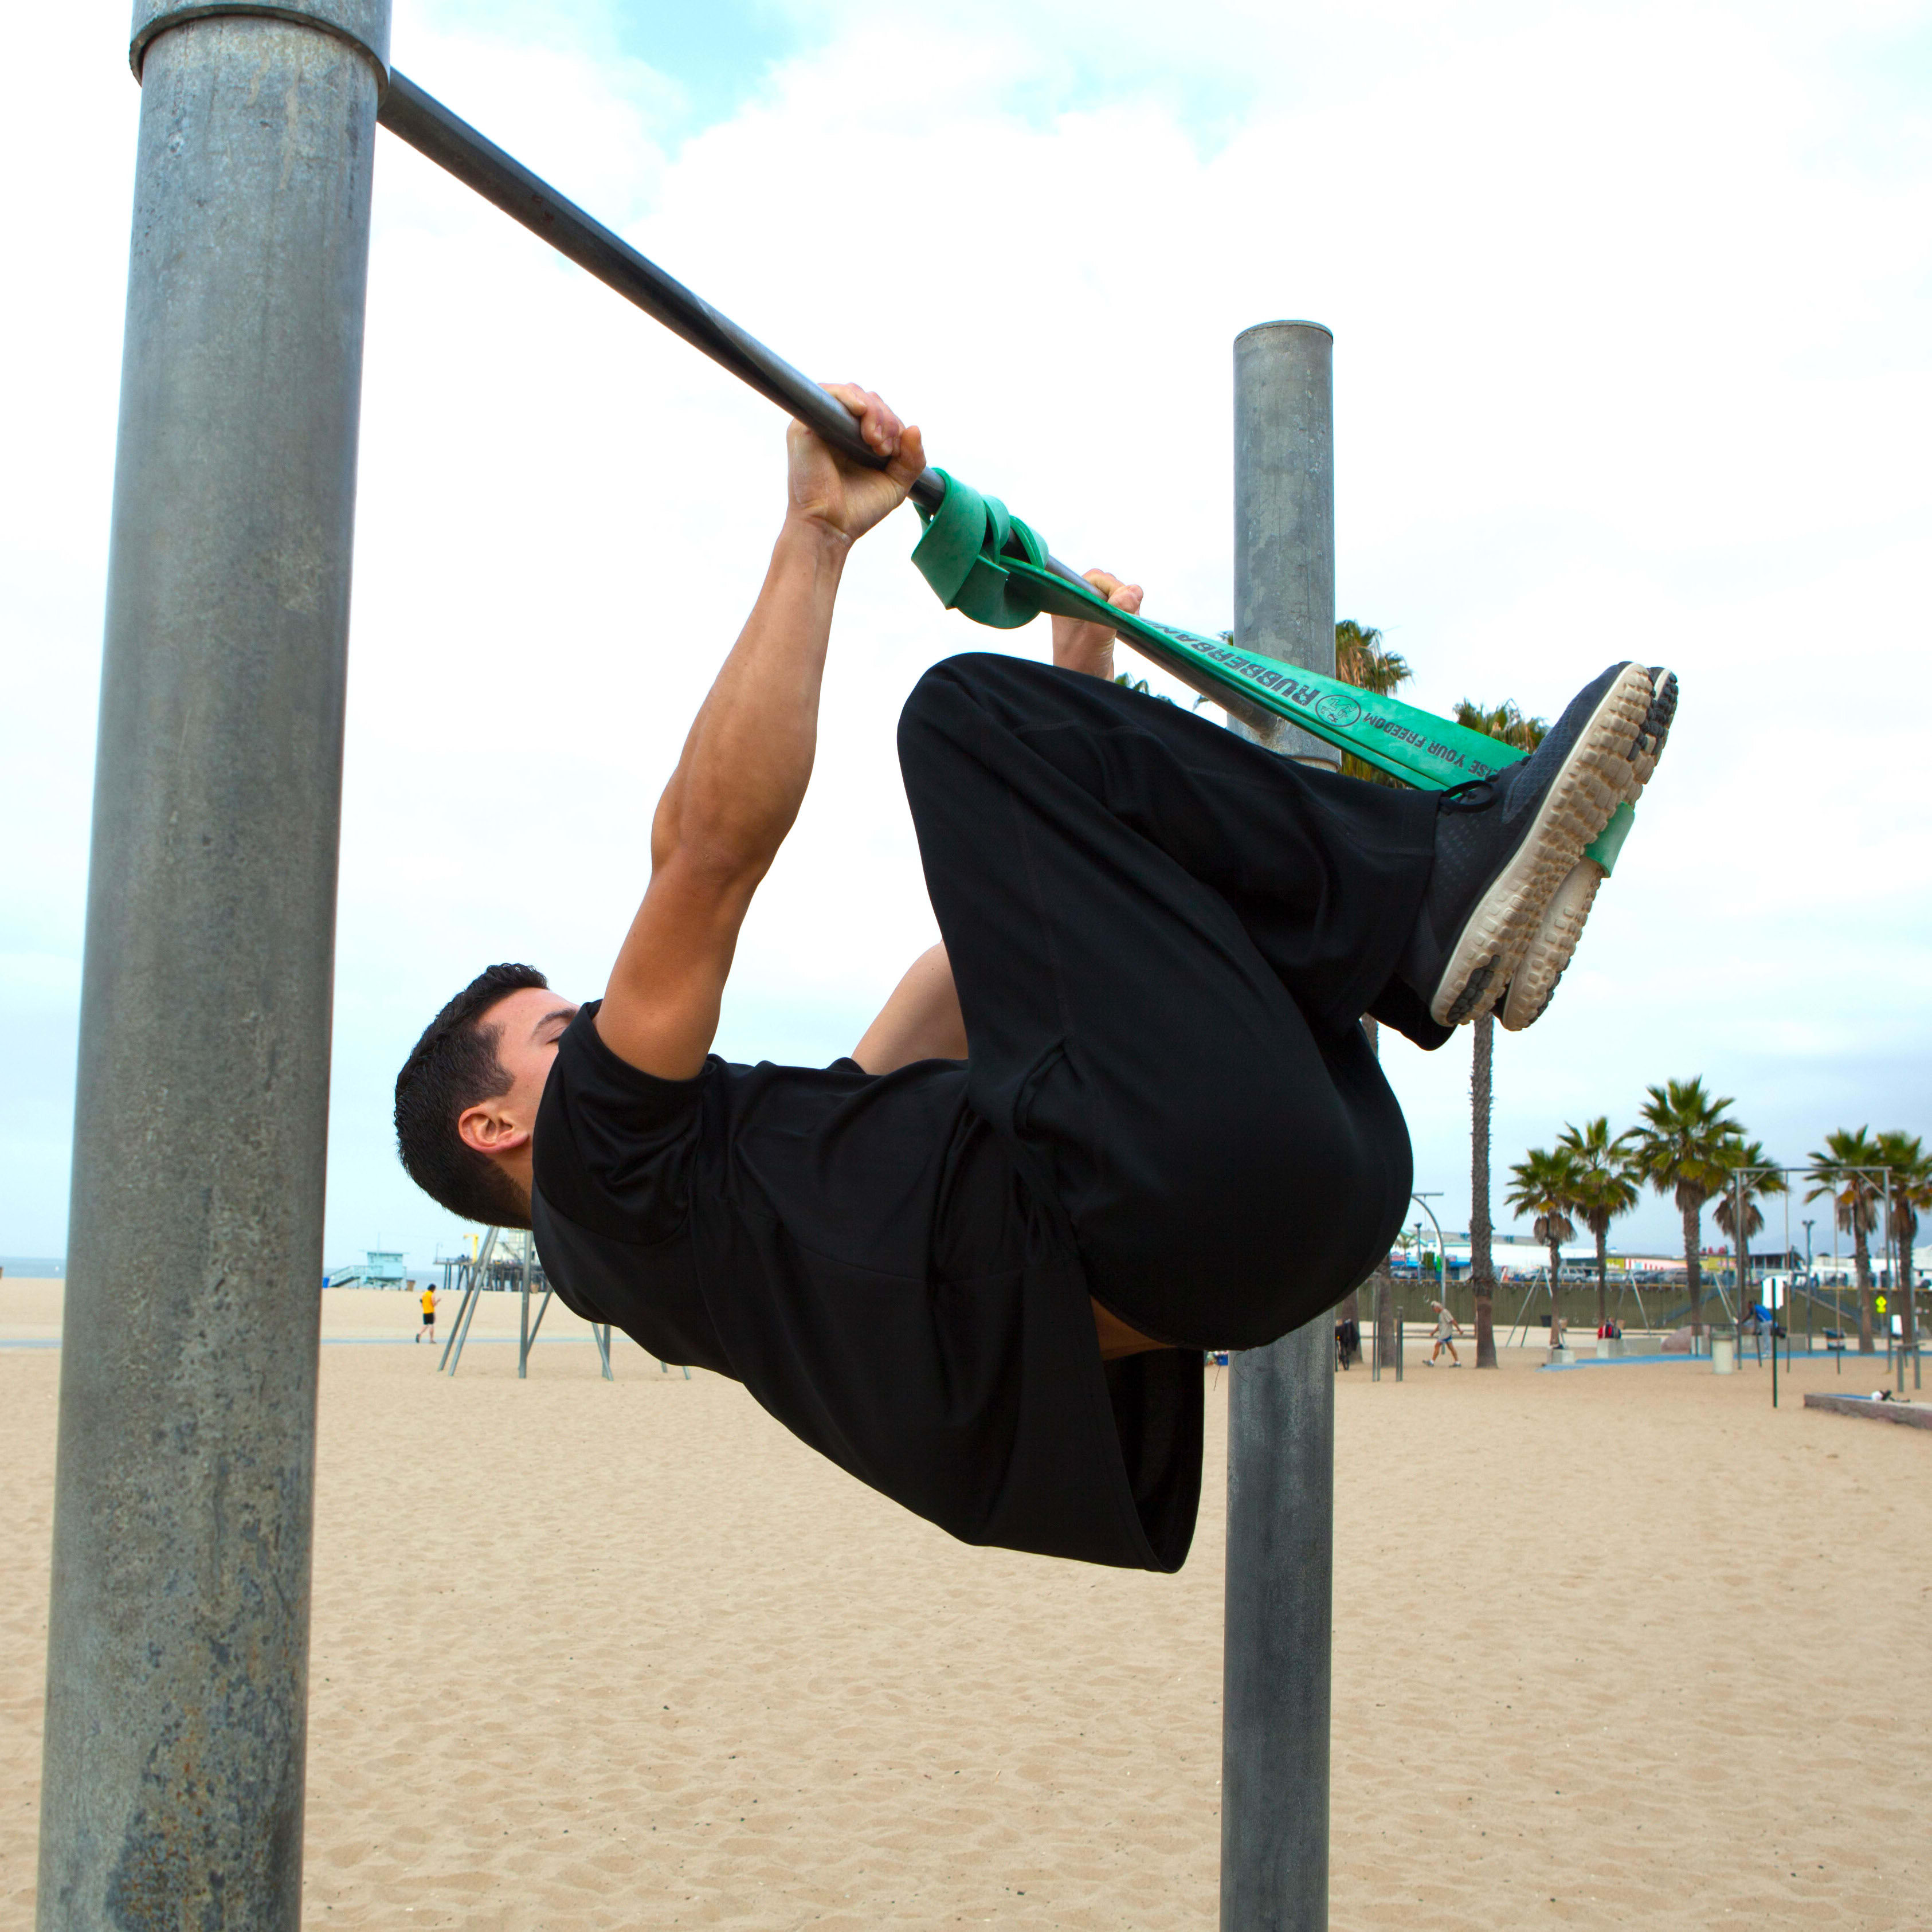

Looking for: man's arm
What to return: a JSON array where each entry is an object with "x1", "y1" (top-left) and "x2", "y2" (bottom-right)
[
  {"x1": 597, "y1": 386, "x2": 926, "y2": 1079},
  {"x1": 852, "y1": 944, "x2": 968, "y2": 1073}
]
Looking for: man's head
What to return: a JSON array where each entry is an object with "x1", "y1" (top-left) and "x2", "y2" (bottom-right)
[{"x1": 394, "y1": 964, "x2": 578, "y2": 1228}]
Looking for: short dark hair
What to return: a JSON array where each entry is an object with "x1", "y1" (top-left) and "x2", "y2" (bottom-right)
[{"x1": 394, "y1": 963, "x2": 549, "y2": 1229}]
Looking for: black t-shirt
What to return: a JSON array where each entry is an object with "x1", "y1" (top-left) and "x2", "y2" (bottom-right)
[{"x1": 530, "y1": 1005, "x2": 1201, "y2": 1571}]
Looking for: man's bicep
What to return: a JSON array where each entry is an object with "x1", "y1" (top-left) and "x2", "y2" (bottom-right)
[{"x1": 596, "y1": 855, "x2": 760, "y2": 1080}]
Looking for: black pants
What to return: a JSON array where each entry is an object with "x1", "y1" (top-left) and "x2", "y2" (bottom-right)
[{"x1": 899, "y1": 653, "x2": 1447, "y2": 1351}]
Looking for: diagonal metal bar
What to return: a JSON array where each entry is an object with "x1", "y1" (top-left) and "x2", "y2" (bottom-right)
[
  {"x1": 374, "y1": 72, "x2": 1103, "y2": 578},
  {"x1": 377, "y1": 74, "x2": 950, "y2": 505},
  {"x1": 444, "y1": 1226, "x2": 498, "y2": 1375},
  {"x1": 375, "y1": 69, "x2": 1645, "y2": 809},
  {"x1": 438, "y1": 1224, "x2": 496, "y2": 1371}
]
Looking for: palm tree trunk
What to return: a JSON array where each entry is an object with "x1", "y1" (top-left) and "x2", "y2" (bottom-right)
[
  {"x1": 1547, "y1": 1240, "x2": 1562, "y2": 1353},
  {"x1": 1596, "y1": 1224, "x2": 1609, "y2": 1333},
  {"x1": 1469, "y1": 1011, "x2": 1497, "y2": 1368},
  {"x1": 1854, "y1": 1215, "x2": 1875, "y2": 1353},
  {"x1": 1682, "y1": 1198, "x2": 1703, "y2": 1334}
]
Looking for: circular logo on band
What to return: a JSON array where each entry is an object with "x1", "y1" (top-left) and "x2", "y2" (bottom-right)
[{"x1": 1314, "y1": 693, "x2": 1362, "y2": 729}]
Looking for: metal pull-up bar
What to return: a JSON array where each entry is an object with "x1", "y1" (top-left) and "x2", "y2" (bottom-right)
[
  {"x1": 378, "y1": 75, "x2": 1593, "y2": 814},
  {"x1": 375, "y1": 74, "x2": 1110, "y2": 602}
]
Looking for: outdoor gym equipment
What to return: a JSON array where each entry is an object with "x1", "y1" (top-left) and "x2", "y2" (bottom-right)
[
  {"x1": 39, "y1": 6, "x2": 1633, "y2": 1927},
  {"x1": 435, "y1": 1227, "x2": 617, "y2": 1381},
  {"x1": 374, "y1": 72, "x2": 1641, "y2": 870}
]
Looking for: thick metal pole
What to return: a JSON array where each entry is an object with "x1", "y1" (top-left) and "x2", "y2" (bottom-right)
[
  {"x1": 1229, "y1": 324, "x2": 1338, "y2": 769},
  {"x1": 1221, "y1": 321, "x2": 1335, "y2": 1932},
  {"x1": 37, "y1": 6, "x2": 387, "y2": 1927}
]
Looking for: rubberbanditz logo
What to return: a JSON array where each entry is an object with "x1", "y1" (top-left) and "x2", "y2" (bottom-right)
[{"x1": 1314, "y1": 693, "x2": 1362, "y2": 729}]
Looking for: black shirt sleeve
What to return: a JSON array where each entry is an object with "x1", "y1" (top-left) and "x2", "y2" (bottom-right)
[{"x1": 532, "y1": 1003, "x2": 703, "y2": 1245}]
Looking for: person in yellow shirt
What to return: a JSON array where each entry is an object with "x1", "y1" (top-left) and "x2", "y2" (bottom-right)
[{"x1": 416, "y1": 1284, "x2": 438, "y2": 1345}]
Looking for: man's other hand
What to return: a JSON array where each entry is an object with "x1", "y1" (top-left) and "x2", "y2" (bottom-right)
[
  {"x1": 787, "y1": 383, "x2": 926, "y2": 544},
  {"x1": 1051, "y1": 570, "x2": 1144, "y2": 681}
]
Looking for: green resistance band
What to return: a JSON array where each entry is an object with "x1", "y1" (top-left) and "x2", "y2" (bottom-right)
[{"x1": 911, "y1": 469, "x2": 1633, "y2": 877}]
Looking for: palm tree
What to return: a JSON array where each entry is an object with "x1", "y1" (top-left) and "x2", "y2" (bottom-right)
[
  {"x1": 1874, "y1": 1130, "x2": 1929, "y2": 1362},
  {"x1": 1627, "y1": 1078, "x2": 1744, "y2": 1335},
  {"x1": 1453, "y1": 697, "x2": 1547, "y2": 753},
  {"x1": 1557, "y1": 1116, "x2": 1640, "y2": 1332},
  {"x1": 1806, "y1": 1128, "x2": 1884, "y2": 1354},
  {"x1": 1335, "y1": 621, "x2": 1414, "y2": 786},
  {"x1": 1336, "y1": 620, "x2": 1412, "y2": 692},
  {"x1": 1506, "y1": 1146, "x2": 1581, "y2": 1346},
  {"x1": 1710, "y1": 1138, "x2": 1786, "y2": 1317},
  {"x1": 1467, "y1": 1011, "x2": 1499, "y2": 1365},
  {"x1": 1454, "y1": 699, "x2": 1547, "y2": 1369}
]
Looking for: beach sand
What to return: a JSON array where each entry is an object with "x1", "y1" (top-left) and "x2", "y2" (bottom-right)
[{"x1": 2, "y1": 1280, "x2": 1926, "y2": 1928}]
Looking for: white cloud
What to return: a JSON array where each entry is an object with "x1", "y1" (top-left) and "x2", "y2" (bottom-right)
[{"x1": 2, "y1": 0, "x2": 1928, "y2": 1262}]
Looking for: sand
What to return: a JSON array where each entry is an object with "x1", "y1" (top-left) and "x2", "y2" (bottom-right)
[{"x1": 2, "y1": 1280, "x2": 1927, "y2": 1928}]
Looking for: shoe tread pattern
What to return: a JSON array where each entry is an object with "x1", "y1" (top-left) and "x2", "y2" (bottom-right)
[
  {"x1": 1431, "y1": 663, "x2": 1655, "y2": 1026},
  {"x1": 1498, "y1": 667, "x2": 1679, "y2": 1030}
]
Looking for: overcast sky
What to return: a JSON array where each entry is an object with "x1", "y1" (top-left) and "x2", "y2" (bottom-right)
[{"x1": 3, "y1": 0, "x2": 1928, "y2": 1269}]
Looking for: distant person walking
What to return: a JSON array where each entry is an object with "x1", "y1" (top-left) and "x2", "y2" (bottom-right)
[
  {"x1": 1427, "y1": 1299, "x2": 1461, "y2": 1366},
  {"x1": 417, "y1": 1284, "x2": 439, "y2": 1345}
]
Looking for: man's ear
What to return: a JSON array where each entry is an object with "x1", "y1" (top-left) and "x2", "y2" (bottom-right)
[{"x1": 457, "y1": 1100, "x2": 531, "y2": 1158}]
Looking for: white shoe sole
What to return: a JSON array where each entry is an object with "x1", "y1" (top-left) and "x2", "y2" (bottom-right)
[
  {"x1": 1498, "y1": 666, "x2": 1678, "y2": 1032},
  {"x1": 1430, "y1": 663, "x2": 1656, "y2": 1027},
  {"x1": 1499, "y1": 859, "x2": 1602, "y2": 1030}
]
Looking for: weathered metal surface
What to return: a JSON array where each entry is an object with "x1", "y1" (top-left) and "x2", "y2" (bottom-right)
[
  {"x1": 130, "y1": 0, "x2": 391, "y2": 77},
  {"x1": 1229, "y1": 322, "x2": 1337, "y2": 769},
  {"x1": 37, "y1": 8, "x2": 386, "y2": 1926},
  {"x1": 1221, "y1": 319, "x2": 1337, "y2": 1932}
]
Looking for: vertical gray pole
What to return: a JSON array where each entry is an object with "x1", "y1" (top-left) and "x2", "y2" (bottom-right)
[
  {"x1": 519, "y1": 1233, "x2": 533, "y2": 1378},
  {"x1": 37, "y1": 6, "x2": 388, "y2": 1927},
  {"x1": 1221, "y1": 321, "x2": 1335, "y2": 1932},
  {"x1": 1885, "y1": 1174, "x2": 1901, "y2": 1396}
]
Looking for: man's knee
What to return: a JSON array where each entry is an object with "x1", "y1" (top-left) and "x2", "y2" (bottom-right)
[
  {"x1": 898, "y1": 654, "x2": 1075, "y2": 791},
  {"x1": 902, "y1": 651, "x2": 1047, "y2": 727}
]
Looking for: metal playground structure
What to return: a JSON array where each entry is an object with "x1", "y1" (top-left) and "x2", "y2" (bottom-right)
[
  {"x1": 1722, "y1": 1163, "x2": 1921, "y2": 1402},
  {"x1": 434, "y1": 1229, "x2": 689, "y2": 1382},
  {"x1": 434, "y1": 1226, "x2": 615, "y2": 1381},
  {"x1": 38, "y1": 3, "x2": 1556, "y2": 1925}
]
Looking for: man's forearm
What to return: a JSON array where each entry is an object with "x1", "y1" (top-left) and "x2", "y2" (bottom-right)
[
  {"x1": 596, "y1": 385, "x2": 919, "y2": 1083},
  {"x1": 653, "y1": 516, "x2": 849, "y2": 878}
]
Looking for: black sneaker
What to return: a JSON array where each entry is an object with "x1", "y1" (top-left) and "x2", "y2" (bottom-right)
[
  {"x1": 1498, "y1": 667, "x2": 1678, "y2": 1031},
  {"x1": 1400, "y1": 663, "x2": 1659, "y2": 1026}
]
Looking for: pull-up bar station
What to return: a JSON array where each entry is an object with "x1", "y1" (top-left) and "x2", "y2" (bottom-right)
[{"x1": 39, "y1": 5, "x2": 1644, "y2": 1926}]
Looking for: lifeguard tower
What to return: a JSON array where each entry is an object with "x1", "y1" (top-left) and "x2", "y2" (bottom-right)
[{"x1": 326, "y1": 1250, "x2": 408, "y2": 1289}]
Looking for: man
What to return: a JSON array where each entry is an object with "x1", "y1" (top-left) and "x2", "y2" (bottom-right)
[
  {"x1": 394, "y1": 384, "x2": 1671, "y2": 1572},
  {"x1": 417, "y1": 1282, "x2": 438, "y2": 1345},
  {"x1": 1428, "y1": 1299, "x2": 1462, "y2": 1366}
]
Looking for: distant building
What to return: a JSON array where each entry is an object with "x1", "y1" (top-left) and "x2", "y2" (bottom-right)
[
  {"x1": 1392, "y1": 1237, "x2": 1652, "y2": 1282},
  {"x1": 325, "y1": 1250, "x2": 409, "y2": 1288}
]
